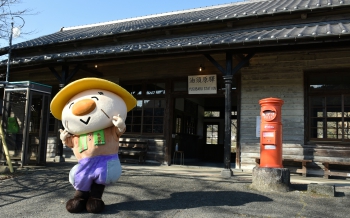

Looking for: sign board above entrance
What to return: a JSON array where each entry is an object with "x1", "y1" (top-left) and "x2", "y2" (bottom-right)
[{"x1": 188, "y1": 74, "x2": 217, "y2": 94}]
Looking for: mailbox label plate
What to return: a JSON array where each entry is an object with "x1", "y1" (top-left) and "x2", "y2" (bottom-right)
[
  {"x1": 262, "y1": 131, "x2": 276, "y2": 144},
  {"x1": 265, "y1": 145, "x2": 276, "y2": 150}
]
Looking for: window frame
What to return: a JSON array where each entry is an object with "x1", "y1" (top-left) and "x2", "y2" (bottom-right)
[
  {"x1": 306, "y1": 71, "x2": 350, "y2": 143},
  {"x1": 205, "y1": 122, "x2": 220, "y2": 145},
  {"x1": 123, "y1": 82, "x2": 166, "y2": 135}
]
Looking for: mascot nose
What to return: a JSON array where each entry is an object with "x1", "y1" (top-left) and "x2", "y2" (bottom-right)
[{"x1": 72, "y1": 99, "x2": 96, "y2": 116}]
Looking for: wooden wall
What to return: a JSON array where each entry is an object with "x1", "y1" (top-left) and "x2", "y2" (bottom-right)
[
  {"x1": 239, "y1": 49, "x2": 350, "y2": 175},
  {"x1": 240, "y1": 60, "x2": 304, "y2": 170},
  {"x1": 145, "y1": 138, "x2": 166, "y2": 164}
]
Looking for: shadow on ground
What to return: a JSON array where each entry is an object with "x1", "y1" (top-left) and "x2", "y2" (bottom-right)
[{"x1": 102, "y1": 190, "x2": 272, "y2": 214}]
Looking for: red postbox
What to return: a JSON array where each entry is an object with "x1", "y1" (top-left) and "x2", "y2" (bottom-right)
[{"x1": 259, "y1": 97, "x2": 284, "y2": 168}]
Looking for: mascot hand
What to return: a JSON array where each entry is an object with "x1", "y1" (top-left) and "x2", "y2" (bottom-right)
[
  {"x1": 112, "y1": 114, "x2": 126, "y2": 132},
  {"x1": 59, "y1": 129, "x2": 71, "y2": 142}
]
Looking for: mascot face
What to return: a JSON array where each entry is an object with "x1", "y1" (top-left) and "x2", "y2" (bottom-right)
[{"x1": 61, "y1": 89, "x2": 127, "y2": 135}]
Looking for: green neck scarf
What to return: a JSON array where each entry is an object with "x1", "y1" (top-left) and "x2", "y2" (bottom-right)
[{"x1": 78, "y1": 129, "x2": 105, "y2": 153}]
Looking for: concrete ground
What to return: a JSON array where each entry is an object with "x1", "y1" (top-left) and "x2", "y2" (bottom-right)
[{"x1": 0, "y1": 161, "x2": 350, "y2": 218}]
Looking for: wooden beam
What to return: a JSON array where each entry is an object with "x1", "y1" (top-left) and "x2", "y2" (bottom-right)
[
  {"x1": 205, "y1": 52, "x2": 254, "y2": 76},
  {"x1": 49, "y1": 67, "x2": 61, "y2": 82},
  {"x1": 66, "y1": 64, "x2": 81, "y2": 83},
  {"x1": 50, "y1": 64, "x2": 81, "y2": 84},
  {"x1": 232, "y1": 53, "x2": 255, "y2": 74},
  {"x1": 233, "y1": 54, "x2": 245, "y2": 62},
  {"x1": 80, "y1": 65, "x2": 104, "y2": 77},
  {"x1": 61, "y1": 65, "x2": 68, "y2": 85},
  {"x1": 204, "y1": 54, "x2": 225, "y2": 74}
]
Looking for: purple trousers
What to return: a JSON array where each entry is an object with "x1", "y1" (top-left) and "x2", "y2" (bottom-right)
[{"x1": 69, "y1": 154, "x2": 122, "y2": 191}]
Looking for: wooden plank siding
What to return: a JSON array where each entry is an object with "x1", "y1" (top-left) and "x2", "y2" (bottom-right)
[
  {"x1": 239, "y1": 50, "x2": 350, "y2": 175},
  {"x1": 144, "y1": 139, "x2": 166, "y2": 164},
  {"x1": 116, "y1": 138, "x2": 166, "y2": 165}
]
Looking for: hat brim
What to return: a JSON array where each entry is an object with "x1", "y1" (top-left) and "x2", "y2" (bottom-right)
[{"x1": 50, "y1": 78, "x2": 136, "y2": 120}]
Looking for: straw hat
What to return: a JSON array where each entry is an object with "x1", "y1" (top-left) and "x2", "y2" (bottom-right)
[{"x1": 50, "y1": 77, "x2": 136, "y2": 120}]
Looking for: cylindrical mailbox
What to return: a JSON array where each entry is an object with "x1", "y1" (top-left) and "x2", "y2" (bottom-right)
[{"x1": 259, "y1": 97, "x2": 284, "y2": 168}]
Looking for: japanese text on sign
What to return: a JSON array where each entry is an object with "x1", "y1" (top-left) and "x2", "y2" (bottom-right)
[{"x1": 188, "y1": 74, "x2": 217, "y2": 94}]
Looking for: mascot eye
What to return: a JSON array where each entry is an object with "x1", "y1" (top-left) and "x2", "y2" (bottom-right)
[
  {"x1": 91, "y1": 96, "x2": 99, "y2": 101},
  {"x1": 68, "y1": 102, "x2": 74, "y2": 109}
]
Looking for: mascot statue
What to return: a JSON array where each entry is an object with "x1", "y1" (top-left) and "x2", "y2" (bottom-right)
[{"x1": 50, "y1": 78, "x2": 136, "y2": 213}]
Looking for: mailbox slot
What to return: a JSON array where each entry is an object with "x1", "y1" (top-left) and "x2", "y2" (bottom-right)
[{"x1": 261, "y1": 107, "x2": 277, "y2": 121}]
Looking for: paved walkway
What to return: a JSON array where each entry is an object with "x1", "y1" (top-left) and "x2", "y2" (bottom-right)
[
  {"x1": 153, "y1": 164, "x2": 350, "y2": 185},
  {"x1": 0, "y1": 162, "x2": 350, "y2": 217}
]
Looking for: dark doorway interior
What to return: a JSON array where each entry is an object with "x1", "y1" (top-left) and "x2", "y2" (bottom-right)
[{"x1": 172, "y1": 95, "x2": 237, "y2": 168}]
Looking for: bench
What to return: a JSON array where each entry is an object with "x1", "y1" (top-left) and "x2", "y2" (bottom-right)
[
  {"x1": 322, "y1": 162, "x2": 350, "y2": 179},
  {"x1": 118, "y1": 139, "x2": 148, "y2": 164},
  {"x1": 255, "y1": 158, "x2": 312, "y2": 177}
]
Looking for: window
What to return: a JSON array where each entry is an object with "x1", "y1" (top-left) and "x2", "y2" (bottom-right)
[
  {"x1": 204, "y1": 110, "x2": 237, "y2": 118},
  {"x1": 124, "y1": 83, "x2": 165, "y2": 96},
  {"x1": 175, "y1": 117, "x2": 182, "y2": 134},
  {"x1": 184, "y1": 100, "x2": 197, "y2": 134},
  {"x1": 206, "y1": 124, "x2": 218, "y2": 144},
  {"x1": 124, "y1": 82, "x2": 166, "y2": 134},
  {"x1": 126, "y1": 99, "x2": 165, "y2": 134},
  {"x1": 185, "y1": 115, "x2": 196, "y2": 134},
  {"x1": 307, "y1": 72, "x2": 350, "y2": 141},
  {"x1": 231, "y1": 118, "x2": 237, "y2": 153},
  {"x1": 126, "y1": 84, "x2": 143, "y2": 96},
  {"x1": 204, "y1": 111, "x2": 220, "y2": 117},
  {"x1": 309, "y1": 95, "x2": 350, "y2": 140},
  {"x1": 146, "y1": 83, "x2": 165, "y2": 95}
]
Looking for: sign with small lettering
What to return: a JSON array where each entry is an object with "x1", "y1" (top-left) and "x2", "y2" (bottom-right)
[
  {"x1": 188, "y1": 74, "x2": 217, "y2": 94},
  {"x1": 256, "y1": 116, "x2": 260, "y2": 137}
]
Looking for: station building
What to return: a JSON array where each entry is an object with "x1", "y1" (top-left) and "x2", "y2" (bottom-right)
[{"x1": 1, "y1": 0, "x2": 350, "y2": 176}]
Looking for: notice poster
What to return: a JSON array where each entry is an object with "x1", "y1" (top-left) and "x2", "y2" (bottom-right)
[
  {"x1": 256, "y1": 116, "x2": 260, "y2": 137},
  {"x1": 188, "y1": 74, "x2": 217, "y2": 94}
]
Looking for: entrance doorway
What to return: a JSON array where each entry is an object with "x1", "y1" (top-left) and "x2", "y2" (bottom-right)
[{"x1": 171, "y1": 96, "x2": 237, "y2": 168}]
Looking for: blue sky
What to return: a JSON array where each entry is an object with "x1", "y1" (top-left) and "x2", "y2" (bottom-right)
[{"x1": 3, "y1": 0, "x2": 240, "y2": 46}]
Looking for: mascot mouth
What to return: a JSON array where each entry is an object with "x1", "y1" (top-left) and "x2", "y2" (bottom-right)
[{"x1": 80, "y1": 117, "x2": 91, "y2": 125}]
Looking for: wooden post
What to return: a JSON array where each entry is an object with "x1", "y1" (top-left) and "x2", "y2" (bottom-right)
[
  {"x1": 54, "y1": 83, "x2": 65, "y2": 160},
  {"x1": 221, "y1": 52, "x2": 233, "y2": 178},
  {"x1": 223, "y1": 75, "x2": 233, "y2": 170},
  {"x1": 225, "y1": 53, "x2": 232, "y2": 168},
  {"x1": 205, "y1": 52, "x2": 254, "y2": 176},
  {"x1": 165, "y1": 80, "x2": 174, "y2": 165},
  {"x1": 54, "y1": 65, "x2": 69, "y2": 162}
]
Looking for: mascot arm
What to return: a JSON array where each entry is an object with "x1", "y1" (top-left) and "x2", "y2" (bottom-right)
[
  {"x1": 112, "y1": 114, "x2": 126, "y2": 135},
  {"x1": 115, "y1": 125, "x2": 126, "y2": 138},
  {"x1": 59, "y1": 129, "x2": 73, "y2": 148}
]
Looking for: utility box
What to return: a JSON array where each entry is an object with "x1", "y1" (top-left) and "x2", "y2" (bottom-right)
[
  {"x1": 259, "y1": 97, "x2": 284, "y2": 168},
  {"x1": 0, "y1": 81, "x2": 52, "y2": 166}
]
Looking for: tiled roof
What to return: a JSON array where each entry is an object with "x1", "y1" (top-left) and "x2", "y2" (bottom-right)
[
  {"x1": 2, "y1": 0, "x2": 350, "y2": 51},
  {"x1": 2, "y1": 19, "x2": 350, "y2": 66}
]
